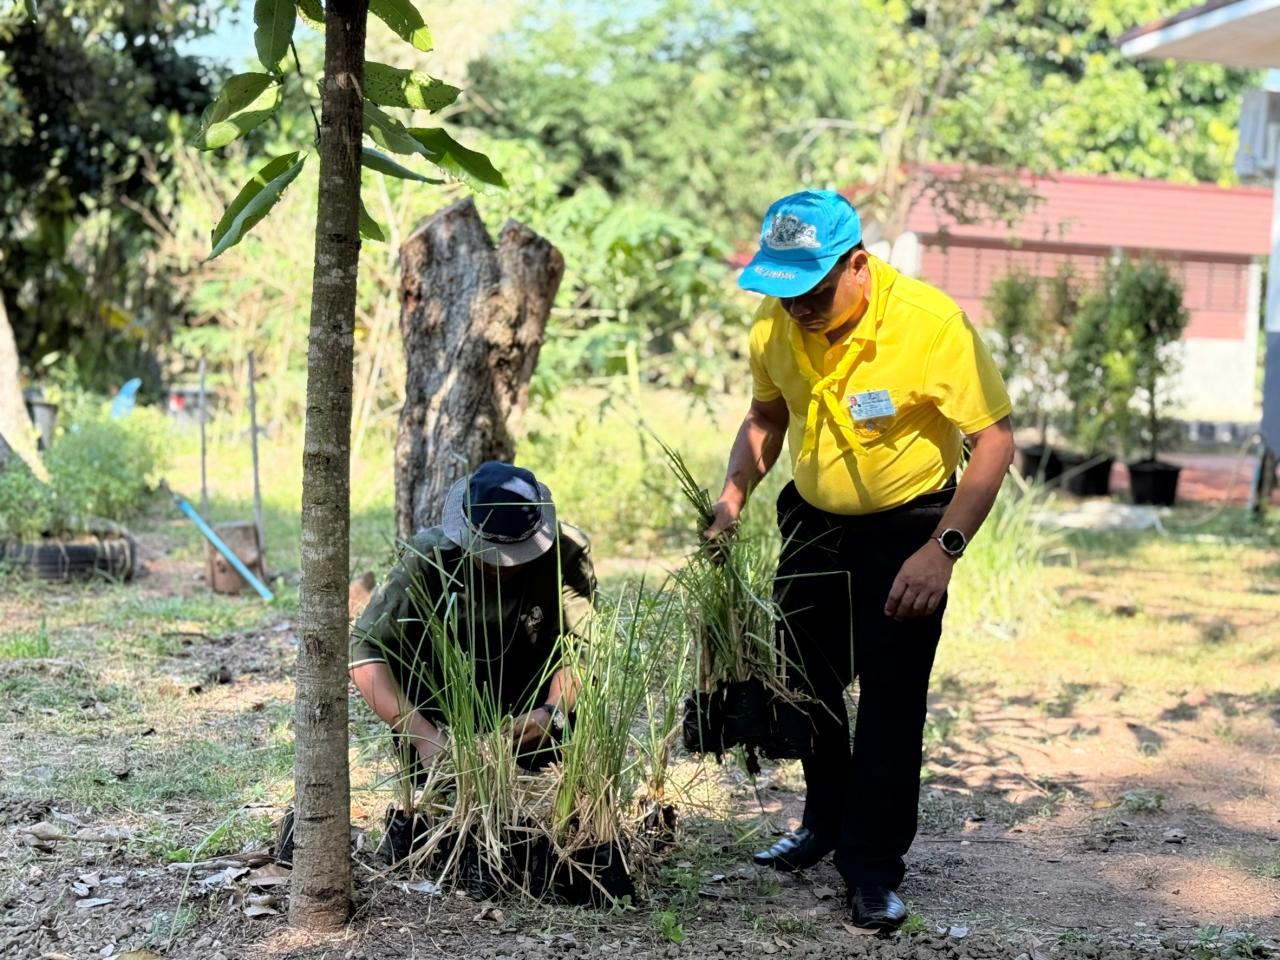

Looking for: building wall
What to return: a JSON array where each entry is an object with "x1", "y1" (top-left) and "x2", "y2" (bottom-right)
[{"x1": 916, "y1": 237, "x2": 1261, "y2": 421}]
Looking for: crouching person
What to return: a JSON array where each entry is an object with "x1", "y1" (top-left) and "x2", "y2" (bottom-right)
[{"x1": 349, "y1": 461, "x2": 596, "y2": 775}]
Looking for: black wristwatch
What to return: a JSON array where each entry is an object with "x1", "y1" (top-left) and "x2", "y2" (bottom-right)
[
  {"x1": 538, "y1": 701, "x2": 567, "y2": 733},
  {"x1": 933, "y1": 527, "x2": 967, "y2": 559}
]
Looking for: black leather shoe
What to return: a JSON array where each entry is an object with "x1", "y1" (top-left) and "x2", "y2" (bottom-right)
[
  {"x1": 751, "y1": 828, "x2": 833, "y2": 871},
  {"x1": 848, "y1": 885, "x2": 908, "y2": 931}
]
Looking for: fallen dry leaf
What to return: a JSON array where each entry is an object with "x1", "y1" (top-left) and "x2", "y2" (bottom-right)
[
  {"x1": 25, "y1": 821, "x2": 66, "y2": 842},
  {"x1": 812, "y1": 884, "x2": 837, "y2": 900},
  {"x1": 841, "y1": 921, "x2": 877, "y2": 937},
  {"x1": 246, "y1": 864, "x2": 291, "y2": 888},
  {"x1": 114, "y1": 952, "x2": 163, "y2": 960},
  {"x1": 71, "y1": 882, "x2": 93, "y2": 897},
  {"x1": 473, "y1": 905, "x2": 505, "y2": 923},
  {"x1": 244, "y1": 892, "x2": 280, "y2": 917},
  {"x1": 75, "y1": 897, "x2": 114, "y2": 910},
  {"x1": 74, "y1": 826, "x2": 133, "y2": 843}
]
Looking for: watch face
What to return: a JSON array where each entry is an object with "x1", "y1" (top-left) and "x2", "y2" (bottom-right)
[{"x1": 940, "y1": 529, "x2": 966, "y2": 554}]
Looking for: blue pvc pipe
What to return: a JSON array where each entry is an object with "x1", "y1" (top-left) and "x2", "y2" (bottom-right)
[{"x1": 172, "y1": 493, "x2": 274, "y2": 601}]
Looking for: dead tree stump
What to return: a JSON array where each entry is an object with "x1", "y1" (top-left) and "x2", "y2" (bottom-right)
[{"x1": 395, "y1": 197, "x2": 564, "y2": 539}]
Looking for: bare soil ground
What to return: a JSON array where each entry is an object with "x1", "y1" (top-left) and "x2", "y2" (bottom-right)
[{"x1": 2, "y1": 510, "x2": 1278, "y2": 960}]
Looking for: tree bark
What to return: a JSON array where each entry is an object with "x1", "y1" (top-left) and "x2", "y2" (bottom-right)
[
  {"x1": 395, "y1": 198, "x2": 564, "y2": 539},
  {"x1": 290, "y1": 0, "x2": 367, "y2": 931},
  {"x1": 0, "y1": 298, "x2": 43, "y2": 477}
]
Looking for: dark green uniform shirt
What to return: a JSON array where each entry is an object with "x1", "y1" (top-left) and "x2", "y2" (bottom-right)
[{"x1": 349, "y1": 524, "x2": 596, "y2": 717}]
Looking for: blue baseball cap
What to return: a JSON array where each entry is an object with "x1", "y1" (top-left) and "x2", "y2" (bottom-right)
[{"x1": 738, "y1": 190, "x2": 863, "y2": 298}]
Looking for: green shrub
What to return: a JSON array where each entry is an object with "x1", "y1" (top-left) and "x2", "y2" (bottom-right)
[
  {"x1": 0, "y1": 401, "x2": 172, "y2": 539},
  {"x1": 0, "y1": 461, "x2": 55, "y2": 540},
  {"x1": 45, "y1": 406, "x2": 171, "y2": 531}
]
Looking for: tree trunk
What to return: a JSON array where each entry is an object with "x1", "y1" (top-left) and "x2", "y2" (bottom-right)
[
  {"x1": 290, "y1": 0, "x2": 367, "y2": 931},
  {"x1": 0, "y1": 298, "x2": 43, "y2": 477},
  {"x1": 395, "y1": 198, "x2": 564, "y2": 538}
]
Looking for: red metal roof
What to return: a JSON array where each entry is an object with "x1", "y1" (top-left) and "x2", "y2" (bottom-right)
[{"x1": 899, "y1": 168, "x2": 1273, "y2": 258}]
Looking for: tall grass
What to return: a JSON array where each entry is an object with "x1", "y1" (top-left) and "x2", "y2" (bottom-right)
[
  {"x1": 950, "y1": 472, "x2": 1065, "y2": 637},
  {"x1": 657, "y1": 437, "x2": 787, "y2": 692},
  {"x1": 552, "y1": 584, "x2": 685, "y2": 848},
  {"x1": 354, "y1": 539, "x2": 690, "y2": 900}
]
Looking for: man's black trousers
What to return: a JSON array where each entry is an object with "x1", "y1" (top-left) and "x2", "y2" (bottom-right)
[{"x1": 774, "y1": 480, "x2": 952, "y2": 890}]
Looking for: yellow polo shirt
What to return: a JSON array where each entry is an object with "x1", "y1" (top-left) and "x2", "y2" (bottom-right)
[{"x1": 749, "y1": 256, "x2": 1011, "y2": 515}]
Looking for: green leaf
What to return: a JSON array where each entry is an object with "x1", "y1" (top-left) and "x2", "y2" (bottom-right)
[
  {"x1": 363, "y1": 102, "x2": 428, "y2": 156},
  {"x1": 369, "y1": 0, "x2": 432, "y2": 52},
  {"x1": 23, "y1": 0, "x2": 36, "y2": 21},
  {"x1": 209, "y1": 152, "x2": 307, "y2": 259},
  {"x1": 361, "y1": 147, "x2": 442, "y2": 184},
  {"x1": 296, "y1": 0, "x2": 324, "y2": 29},
  {"x1": 253, "y1": 0, "x2": 296, "y2": 73},
  {"x1": 190, "y1": 73, "x2": 282, "y2": 151},
  {"x1": 408, "y1": 127, "x2": 507, "y2": 189},
  {"x1": 364, "y1": 62, "x2": 459, "y2": 112},
  {"x1": 359, "y1": 200, "x2": 387, "y2": 243}
]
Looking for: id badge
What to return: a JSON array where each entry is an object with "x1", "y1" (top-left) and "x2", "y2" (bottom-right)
[{"x1": 848, "y1": 389, "x2": 896, "y2": 423}]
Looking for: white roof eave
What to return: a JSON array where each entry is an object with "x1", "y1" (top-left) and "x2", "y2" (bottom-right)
[{"x1": 1120, "y1": 0, "x2": 1280, "y2": 69}]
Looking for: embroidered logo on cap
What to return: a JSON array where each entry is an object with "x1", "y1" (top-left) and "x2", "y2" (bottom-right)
[
  {"x1": 763, "y1": 212, "x2": 820, "y2": 251},
  {"x1": 754, "y1": 265, "x2": 797, "y2": 280}
]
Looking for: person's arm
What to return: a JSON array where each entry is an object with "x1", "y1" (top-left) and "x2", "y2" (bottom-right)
[
  {"x1": 883, "y1": 416, "x2": 1014, "y2": 621},
  {"x1": 348, "y1": 545, "x2": 449, "y2": 762},
  {"x1": 705, "y1": 395, "x2": 789, "y2": 537},
  {"x1": 350, "y1": 661, "x2": 448, "y2": 762}
]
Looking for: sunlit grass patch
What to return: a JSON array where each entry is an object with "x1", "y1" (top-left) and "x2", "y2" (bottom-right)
[{"x1": 0, "y1": 620, "x2": 51, "y2": 659}]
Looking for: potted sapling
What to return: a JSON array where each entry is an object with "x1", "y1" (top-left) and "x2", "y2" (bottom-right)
[{"x1": 1110, "y1": 260, "x2": 1190, "y2": 506}]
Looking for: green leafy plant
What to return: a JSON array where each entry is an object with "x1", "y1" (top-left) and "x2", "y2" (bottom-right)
[
  {"x1": 1106, "y1": 259, "x2": 1191, "y2": 462},
  {"x1": 986, "y1": 266, "x2": 1075, "y2": 446},
  {"x1": 655, "y1": 909, "x2": 686, "y2": 944},
  {"x1": 0, "y1": 400, "x2": 171, "y2": 540},
  {"x1": 1064, "y1": 281, "x2": 1130, "y2": 458},
  {"x1": 193, "y1": 0, "x2": 503, "y2": 260}
]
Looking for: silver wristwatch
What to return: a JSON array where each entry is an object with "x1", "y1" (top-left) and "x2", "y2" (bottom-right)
[
  {"x1": 933, "y1": 527, "x2": 967, "y2": 559},
  {"x1": 539, "y1": 701, "x2": 567, "y2": 733}
]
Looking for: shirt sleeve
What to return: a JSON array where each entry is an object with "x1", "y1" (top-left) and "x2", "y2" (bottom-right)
[
  {"x1": 923, "y1": 311, "x2": 1013, "y2": 435},
  {"x1": 558, "y1": 526, "x2": 598, "y2": 639},
  {"x1": 748, "y1": 308, "x2": 782, "y2": 403},
  {"x1": 349, "y1": 554, "x2": 418, "y2": 669}
]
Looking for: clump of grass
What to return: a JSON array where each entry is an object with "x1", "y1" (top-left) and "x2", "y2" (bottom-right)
[
  {"x1": 950, "y1": 472, "x2": 1065, "y2": 637},
  {"x1": 354, "y1": 541, "x2": 689, "y2": 903},
  {"x1": 553, "y1": 584, "x2": 688, "y2": 854},
  {"x1": 0, "y1": 619, "x2": 51, "y2": 659},
  {"x1": 656, "y1": 436, "x2": 786, "y2": 692}
]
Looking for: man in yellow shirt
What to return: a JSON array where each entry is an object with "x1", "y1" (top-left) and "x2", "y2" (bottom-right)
[{"x1": 706, "y1": 190, "x2": 1014, "y2": 931}]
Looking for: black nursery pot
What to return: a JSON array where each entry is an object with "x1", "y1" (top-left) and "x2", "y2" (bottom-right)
[
  {"x1": 378, "y1": 806, "x2": 432, "y2": 866},
  {"x1": 762, "y1": 697, "x2": 816, "y2": 760},
  {"x1": 722, "y1": 678, "x2": 770, "y2": 747},
  {"x1": 1128, "y1": 459, "x2": 1181, "y2": 506},
  {"x1": 552, "y1": 840, "x2": 636, "y2": 907},
  {"x1": 504, "y1": 826, "x2": 555, "y2": 898},
  {"x1": 1060, "y1": 453, "x2": 1114, "y2": 497},
  {"x1": 1016, "y1": 444, "x2": 1064, "y2": 485},
  {"x1": 682, "y1": 689, "x2": 724, "y2": 755}
]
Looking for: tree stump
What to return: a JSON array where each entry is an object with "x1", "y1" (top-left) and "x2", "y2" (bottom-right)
[{"x1": 395, "y1": 197, "x2": 564, "y2": 539}]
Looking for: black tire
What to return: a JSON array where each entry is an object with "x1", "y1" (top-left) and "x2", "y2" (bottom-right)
[{"x1": 1, "y1": 534, "x2": 138, "y2": 582}]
